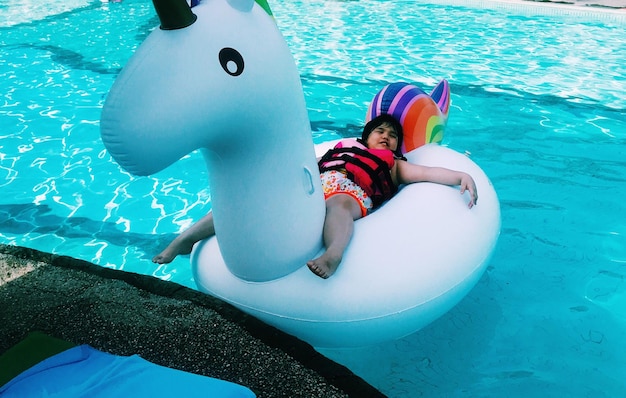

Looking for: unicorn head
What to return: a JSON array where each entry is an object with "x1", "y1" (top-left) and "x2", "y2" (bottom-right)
[
  {"x1": 101, "y1": 0, "x2": 325, "y2": 281},
  {"x1": 102, "y1": 0, "x2": 307, "y2": 175}
]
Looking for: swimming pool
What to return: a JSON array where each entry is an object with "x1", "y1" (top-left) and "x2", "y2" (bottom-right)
[{"x1": 1, "y1": 0, "x2": 625, "y2": 396}]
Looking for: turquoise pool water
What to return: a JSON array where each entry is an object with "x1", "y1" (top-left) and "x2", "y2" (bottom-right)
[{"x1": 1, "y1": 0, "x2": 625, "y2": 396}]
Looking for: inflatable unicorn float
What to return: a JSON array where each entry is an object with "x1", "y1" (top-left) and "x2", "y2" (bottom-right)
[{"x1": 101, "y1": 0, "x2": 500, "y2": 348}]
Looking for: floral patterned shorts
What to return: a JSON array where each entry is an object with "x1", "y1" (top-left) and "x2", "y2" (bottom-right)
[{"x1": 320, "y1": 170, "x2": 373, "y2": 217}]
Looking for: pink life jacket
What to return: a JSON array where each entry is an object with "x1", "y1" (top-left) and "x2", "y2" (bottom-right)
[{"x1": 318, "y1": 139, "x2": 397, "y2": 207}]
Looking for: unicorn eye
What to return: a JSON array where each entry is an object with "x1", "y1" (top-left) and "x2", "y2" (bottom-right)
[{"x1": 219, "y1": 47, "x2": 244, "y2": 77}]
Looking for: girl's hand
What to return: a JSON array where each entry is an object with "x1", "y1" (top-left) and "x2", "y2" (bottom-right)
[{"x1": 460, "y1": 174, "x2": 478, "y2": 208}]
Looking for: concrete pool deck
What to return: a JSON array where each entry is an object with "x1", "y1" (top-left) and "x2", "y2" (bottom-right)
[
  {"x1": 0, "y1": 244, "x2": 384, "y2": 397},
  {"x1": 527, "y1": 0, "x2": 625, "y2": 7}
]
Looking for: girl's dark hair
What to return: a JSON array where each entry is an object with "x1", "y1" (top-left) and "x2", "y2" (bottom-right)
[{"x1": 360, "y1": 114, "x2": 404, "y2": 157}]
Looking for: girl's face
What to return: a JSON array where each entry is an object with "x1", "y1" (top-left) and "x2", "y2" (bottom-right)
[{"x1": 366, "y1": 123, "x2": 399, "y2": 151}]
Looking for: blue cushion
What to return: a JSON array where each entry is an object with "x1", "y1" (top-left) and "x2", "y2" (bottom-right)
[{"x1": 0, "y1": 345, "x2": 255, "y2": 397}]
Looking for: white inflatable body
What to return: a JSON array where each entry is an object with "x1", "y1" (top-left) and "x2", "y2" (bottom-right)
[
  {"x1": 193, "y1": 143, "x2": 500, "y2": 348},
  {"x1": 100, "y1": 0, "x2": 501, "y2": 348}
]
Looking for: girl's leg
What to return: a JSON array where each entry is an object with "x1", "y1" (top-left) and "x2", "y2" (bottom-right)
[
  {"x1": 307, "y1": 194, "x2": 363, "y2": 279},
  {"x1": 152, "y1": 212, "x2": 216, "y2": 264}
]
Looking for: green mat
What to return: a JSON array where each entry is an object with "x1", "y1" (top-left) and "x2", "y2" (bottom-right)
[{"x1": 0, "y1": 331, "x2": 76, "y2": 387}]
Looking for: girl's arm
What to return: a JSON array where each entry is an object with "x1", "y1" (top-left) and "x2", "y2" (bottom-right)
[{"x1": 394, "y1": 159, "x2": 478, "y2": 208}]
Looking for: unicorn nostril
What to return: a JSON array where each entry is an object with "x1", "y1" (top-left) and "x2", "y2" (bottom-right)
[{"x1": 302, "y1": 166, "x2": 316, "y2": 195}]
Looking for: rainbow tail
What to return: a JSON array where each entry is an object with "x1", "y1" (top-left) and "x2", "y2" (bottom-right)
[
  {"x1": 429, "y1": 79, "x2": 450, "y2": 119},
  {"x1": 366, "y1": 80, "x2": 451, "y2": 153}
]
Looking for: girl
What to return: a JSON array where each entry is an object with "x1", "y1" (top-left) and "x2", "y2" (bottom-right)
[{"x1": 153, "y1": 114, "x2": 478, "y2": 279}]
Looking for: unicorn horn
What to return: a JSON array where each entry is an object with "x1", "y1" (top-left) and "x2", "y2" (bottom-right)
[{"x1": 152, "y1": 0, "x2": 197, "y2": 30}]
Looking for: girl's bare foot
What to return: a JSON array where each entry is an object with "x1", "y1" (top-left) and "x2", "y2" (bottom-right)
[
  {"x1": 152, "y1": 237, "x2": 195, "y2": 264},
  {"x1": 307, "y1": 251, "x2": 342, "y2": 279}
]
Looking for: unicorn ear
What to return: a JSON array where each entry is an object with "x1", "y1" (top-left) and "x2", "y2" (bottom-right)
[{"x1": 227, "y1": 0, "x2": 255, "y2": 12}]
